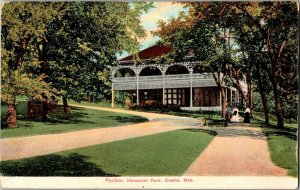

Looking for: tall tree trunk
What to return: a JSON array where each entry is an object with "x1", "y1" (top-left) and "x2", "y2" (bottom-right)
[
  {"x1": 246, "y1": 68, "x2": 252, "y2": 109},
  {"x1": 6, "y1": 38, "x2": 28, "y2": 128},
  {"x1": 221, "y1": 87, "x2": 227, "y2": 118},
  {"x1": 212, "y1": 72, "x2": 227, "y2": 118},
  {"x1": 256, "y1": 67, "x2": 269, "y2": 125},
  {"x1": 261, "y1": 92, "x2": 269, "y2": 125},
  {"x1": 62, "y1": 96, "x2": 68, "y2": 113},
  {"x1": 7, "y1": 96, "x2": 17, "y2": 128},
  {"x1": 88, "y1": 95, "x2": 93, "y2": 103},
  {"x1": 270, "y1": 76, "x2": 284, "y2": 128},
  {"x1": 231, "y1": 68, "x2": 248, "y2": 107},
  {"x1": 42, "y1": 99, "x2": 49, "y2": 122}
]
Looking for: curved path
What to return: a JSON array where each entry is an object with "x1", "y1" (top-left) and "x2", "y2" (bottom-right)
[
  {"x1": 0, "y1": 105, "x2": 288, "y2": 177},
  {"x1": 184, "y1": 123, "x2": 287, "y2": 176},
  {"x1": 0, "y1": 105, "x2": 198, "y2": 161}
]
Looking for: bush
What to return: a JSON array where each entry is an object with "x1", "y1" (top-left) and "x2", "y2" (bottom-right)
[
  {"x1": 125, "y1": 98, "x2": 133, "y2": 108},
  {"x1": 130, "y1": 101, "x2": 182, "y2": 113}
]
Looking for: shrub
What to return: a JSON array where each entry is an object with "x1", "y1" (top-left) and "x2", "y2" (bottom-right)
[
  {"x1": 125, "y1": 98, "x2": 133, "y2": 108},
  {"x1": 130, "y1": 101, "x2": 182, "y2": 113}
]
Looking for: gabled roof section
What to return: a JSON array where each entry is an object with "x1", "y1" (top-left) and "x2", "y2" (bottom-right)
[{"x1": 119, "y1": 44, "x2": 172, "y2": 62}]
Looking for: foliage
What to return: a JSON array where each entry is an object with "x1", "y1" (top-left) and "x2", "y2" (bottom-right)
[
  {"x1": 130, "y1": 101, "x2": 182, "y2": 113},
  {"x1": 252, "y1": 91, "x2": 275, "y2": 114},
  {"x1": 1, "y1": 2, "x2": 63, "y2": 104},
  {"x1": 66, "y1": 99, "x2": 123, "y2": 108},
  {"x1": 154, "y1": 2, "x2": 298, "y2": 127},
  {"x1": 1, "y1": 2, "x2": 153, "y2": 127},
  {"x1": 32, "y1": 2, "x2": 153, "y2": 102},
  {"x1": 114, "y1": 91, "x2": 132, "y2": 108}
]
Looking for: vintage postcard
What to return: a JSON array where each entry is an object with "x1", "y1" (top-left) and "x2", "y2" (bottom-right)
[{"x1": 0, "y1": 1, "x2": 298, "y2": 189}]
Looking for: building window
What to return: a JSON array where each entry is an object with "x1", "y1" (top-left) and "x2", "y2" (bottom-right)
[
  {"x1": 193, "y1": 87, "x2": 220, "y2": 107},
  {"x1": 140, "y1": 89, "x2": 162, "y2": 103},
  {"x1": 165, "y1": 88, "x2": 186, "y2": 106}
]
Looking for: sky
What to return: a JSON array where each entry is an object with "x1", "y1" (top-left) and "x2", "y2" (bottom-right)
[{"x1": 117, "y1": 2, "x2": 186, "y2": 59}]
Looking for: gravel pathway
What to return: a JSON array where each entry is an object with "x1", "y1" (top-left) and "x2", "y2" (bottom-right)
[
  {"x1": 0, "y1": 105, "x2": 198, "y2": 161},
  {"x1": 184, "y1": 123, "x2": 287, "y2": 176},
  {"x1": 0, "y1": 105, "x2": 288, "y2": 177}
]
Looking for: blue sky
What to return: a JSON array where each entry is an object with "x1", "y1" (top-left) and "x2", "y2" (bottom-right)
[{"x1": 117, "y1": 2, "x2": 186, "y2": 59}]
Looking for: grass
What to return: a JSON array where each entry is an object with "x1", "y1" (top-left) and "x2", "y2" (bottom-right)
[
  {"x1": 67, "y1": 99, "x2": 124, "y2": 109},
  {"x1": 262, "y1": 125, "x2": 297, "y2": 177},
  {"x1": 1, "y1": 106, "x2": 148, "y2": 138},
  {"x1": 1, "y1": 101, "x2": 28, "y2": 119},
  {"x1": 130, "y1": 107, "x2": 224, "y2": 127},
  {"x1": 252, "y1": 112, "x2": 298, "y2": 177},
  {"x1": 170, "y1": 111, "x2": 225, "y2": 127},
  {"x1": 67, "y1": 100, "x2": 225, "y2": 126},
  {"x1": 164, "y1": 111, "x2": 225, "y2": 127},
  {"x1": 252, "y1": 111, "x2": 297, "y2": 125},
  {"x1": 0, "y1": 129, "x2": 216, "y2": 176}
]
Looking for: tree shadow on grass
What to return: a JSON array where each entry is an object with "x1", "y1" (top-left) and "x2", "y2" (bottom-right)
[
  {"x1": 263, "y1": 127, "x2": 297, "y2": 141},
  {"x1": 45, "y1": 111, "x2": 95, "y2": 125},
  {"x1": 0, "y1": 153, "x2": 118, "y2": 176},
  {"x1": 1, "y1": 107, "x2": 96, "y2": 129},
  {"x1": 181, "y1": 128, "x2": 217, "y2": 136},
  {"x1": 108, "y1": 115, "x2": 148, "y2": 123},
  {"x1": 252, "y1": 118, "x2": 297, "y2": 141}
]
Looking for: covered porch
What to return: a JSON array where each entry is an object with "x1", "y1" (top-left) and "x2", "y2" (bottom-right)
[{"x1": 110, "y1": 62, "x2": 241, "y2": 110}]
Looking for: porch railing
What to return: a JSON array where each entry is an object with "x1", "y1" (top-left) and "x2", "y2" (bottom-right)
[{"x1": 113, "y1": 73, "x2": 216, "y2": 90}]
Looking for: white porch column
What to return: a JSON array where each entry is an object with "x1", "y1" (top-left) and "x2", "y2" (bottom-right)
[
  {"x1": 189, "y1": 70, "x2": 193, "y2": 108},
  {"x1": 162, "y1": 71, "x2": 166, "y2": 105},
  {"x1": 111, "y1": 79, "x2": 115, "y2": 108},
  {"x1": 136, "y1": 74, "x2": 139, "y2": 105}
]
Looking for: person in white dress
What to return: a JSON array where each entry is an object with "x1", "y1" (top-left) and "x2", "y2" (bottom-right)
[{"x1": 231, "y1": 107, "x2": 239, "y2": 122}]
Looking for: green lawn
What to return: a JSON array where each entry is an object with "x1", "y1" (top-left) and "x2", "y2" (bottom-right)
[
  {"x1": 1, "y1": 101, "x2": 28, "y2": 119},
  {"x1": 0, "y1": 129, "x2": 216, "y2": 176},
  {"x1": 67, "y1": 99, "x2": 124, "y2": 108},
  {"x1": 68, "y1": 100, "x2": 225, "y2": 126},
  {"x1": 1, "y1": 106, "x2": 148, "y2": 138},
  {"x1": 252, "y1": 112, "x2": 298, "y2": 177},
  {"x1": 262, "y1": 124, "x2": 297, "y2": 177}
]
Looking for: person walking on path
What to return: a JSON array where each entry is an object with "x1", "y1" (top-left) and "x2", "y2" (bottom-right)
[
  {"x1": 231, "y1": 107, "x2": 239, "y2": 122},
  {"x1": 244, "y1": 107, "x2": 251, "y2": 123}
]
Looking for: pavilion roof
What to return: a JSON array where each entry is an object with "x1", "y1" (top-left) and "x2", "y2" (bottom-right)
[{"x1": 119, "y1": 44, "x2": 172, "y2": 62}]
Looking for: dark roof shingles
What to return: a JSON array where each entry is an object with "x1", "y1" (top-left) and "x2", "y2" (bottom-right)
[{"x1": 119, "y1": 44, "x2": 172, "y2": 61}]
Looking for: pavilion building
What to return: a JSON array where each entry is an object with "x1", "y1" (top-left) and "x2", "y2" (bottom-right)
[{"x1": 110, "y1": 45, "x2": 246, "y2": 111}]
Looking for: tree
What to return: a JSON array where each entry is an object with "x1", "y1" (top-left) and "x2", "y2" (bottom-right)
[
  {"x1": 155, "y1": 2, "x2": 298, "y2": 127},
  {"x1": 229, "y1": 2, "x2": 298, "y2": 127},
  {"x1": 1, "y1": 2, "x2": 63, "y2": 128},
  {"x1": 2, "y1": 2, "x2": 153, "y2": 126},
  {"x1": 154, "y1": 4, "x2": 235, "y2": 118},
  {"x1": 37, "y1": 2, "x2": 153, "y2": 111}
]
